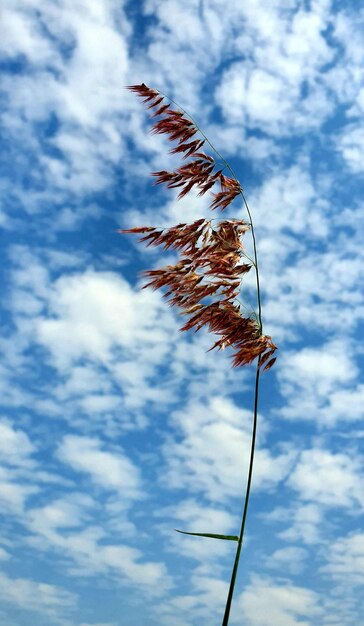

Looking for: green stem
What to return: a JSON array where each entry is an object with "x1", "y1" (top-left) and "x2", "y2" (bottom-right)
[
  {"x1": 221, "y1": 356, "x2": 261, "y2": 625},
  {"x1": 180, "y1": 110, "x2": 264, "y2": 623},
  {"x1": 158, "y1": 89, "x2": 264, "y2": 625}
]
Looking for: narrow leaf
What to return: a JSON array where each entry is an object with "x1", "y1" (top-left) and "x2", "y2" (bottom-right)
[{"x1": 175, "y1": 529, "x2": 239, "y2": 541}]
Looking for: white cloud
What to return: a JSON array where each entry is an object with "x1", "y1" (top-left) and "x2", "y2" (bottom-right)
[
  {"x1": 2, "y1": 0, "x2": 130, "y2": 126},
  {"x1": 6, "y1": 247, "x2": 250, "y2": 435},
  {"x1": 29, "y1": 494, "x2": 94, "y2": 533},
  {"x1": 278, "y1": 503, "x2": 324, "y2": 545},
  {"x1": 26, "y1": 515, "x2": 171, "y2": 594},
  {"x1": 215, "y1": 2, "x2": 333, "y2": 136},
  {"x1": 277, "y1": 340, "x2": 363, "y2": 424},
  {"x1": 27, "y1": 267, "x2": 184, "y2": 423},
  {"x1": 325, "y1": 384, "x2": 364, "y2": 422},
  {"x1": 325, "y1": 10, "x2": 364, "y2": 105},
  {"x1": 338, "y1": 125, "x2": 364, "y2": 174},
  {"x1": 288, "y1": 448, "x2": 364, "y2": 509},
  {"x1": 0, "y1": 4, "x2": 58, "y2": 65},
  {"x1": 97, "y1": 544, "x2": 169, "y2": 590},
  {"x1": 36, "y1": 270, "x2": 175, "y2": 369},
  {"x1": 216, "y1": 64, "x2": 293, "y2": 129},
  {"x1": 57, "y1": 435, "x2": 141, "y2": 496},
  {"x1": 163, "y1": 396, "x2": 295, "y2": 501},
  {"x1": 157, "y1": 573, "x2": 228, "y2": 626},
  {"x1": 54, "y1": 364, "x2": 113, "y2": 397},
  {"x1": 0, "y1": 421, "x2": 39, "y2": 514},
  {"x1": 0, "y1": 467, "x2": 38, "y2": 514},
  {"x1": 0, "y1": 420, "x2": 36, "y2": 467},
  {"x1": 163, "y1": 498, "x2": 237, "y2": 533},
  {"x1": 250, "y1": 164, "x2": 326, "y2": 236},
  {"x1": 323, "y1": 11, "x2": 364, "y2": 175},
  {"x1": 321, "y1": 531, "x2": 364, "y2": 586},
  {"x1": 281, "y1": 341, "x2": 356, "y2": 396},
  {"x1": 268, "y1": 546, "x2": 308, "y2": 575},
  {"x1": 236, "y1": 575, "x2": 323, "y2": 626},
  {"x1": 0, "y1": 572, "x2": 77, "y2": 624},
  {"x1": 264, "y1": 246, "x2": 364, "y2": 344},
  {"x1": 1, "y1": 0, "x2": 131, "y2": 209}
]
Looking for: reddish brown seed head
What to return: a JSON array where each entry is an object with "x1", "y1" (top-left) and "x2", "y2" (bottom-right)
[{"x1": 123, "y1": 84, "x2": 277, "y2": 369}]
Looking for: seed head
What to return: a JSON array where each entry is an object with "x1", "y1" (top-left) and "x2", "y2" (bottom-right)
[{"x1": 122, "y1": 84, "x2": 277, "y2": 369}]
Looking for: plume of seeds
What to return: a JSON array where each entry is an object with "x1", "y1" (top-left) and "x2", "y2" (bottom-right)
[{"x1": 121, "y1": 84, "x2": 276, "y2": 370}]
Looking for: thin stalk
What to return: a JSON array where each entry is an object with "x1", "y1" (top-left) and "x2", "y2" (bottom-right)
[
  {"x1": 221, "y1": 356, "x2": 261, "y2": 625},
  {"x1": 169, "y1": 102, "x2": 265, "y2": 623},
  {"x1": 159, "y1": 90, "x2": 264, "y2": 624}
]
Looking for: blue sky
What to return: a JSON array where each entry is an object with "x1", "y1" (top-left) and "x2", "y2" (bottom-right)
[{"x1": 0, "y1": 1, "x2": 363, "y2": 625}]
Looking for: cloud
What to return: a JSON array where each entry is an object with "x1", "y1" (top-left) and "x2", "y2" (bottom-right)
[
  {"x1": 36, "y1": 270, "x2": 175, "y2": 368},
  {"x1": 321, "y1": 531, "x2": 364, "y2": 586},
  {"x1": 2, "y1": 0, "x2": 130, "y2": 125},
  {"x1": 0, "y1": 420, "x2": 36, "y2": 468},
  {"x1": 215, "y1": 2, "x2": 333, "y2": 136},
  {"x1": 282, "y1": 341, "x2": 356, "y2": 395},
  {"x1": 325, "y1": 9, "x2": 364, "y2": 105},
  {"x1": 250, "y1": 164, "x2": 325, "y2": 236},
  {"x1": 1, "y1": 3, "x2": 58, "y2": 65},
  {"x1": 0, "y1": 467, "x2": 39, "y2": 515},
  {"x1": 1, "y1": 0, "x2": 131, "y2": 224},
  {"x1": 163, "y1": 396, "x2": 295, "y2": 501},
  {"x1": 276, "y1": 340, "x2": 362, "y2": 425},
  {"x1": 26, "y1": 515, "x2": 171, "y2": 594},
  {"x1": 28, "y1": 494, "x2": 94, "y2": 533},
  {"x1": 278, "y1": 503, "x2": 324, "y2": 546},
  {"x1": 338, "y1": 125, "x2": 364, "y2": 174},
  {"x1": 0, "y1": 420, "x2": 40, "y2": 514},
  {"x1": 237, "y1": 575, "x2": 323, "y2": 626},
  {"x1": 268, "y1": 546, "x2": 308, "y2": 575},
  {"x1": 157, "y1": 572, "x2": 228, "y2": 626},
  {"x1": 0, "y1": 572, "x2": 77, "y2": 625},
  {"x1": 5, "y1": 246, "x2": 249, "y2": 437},
  {"x1": 28, "y1": 267, "x2": 186, "y2": 424},
  {"x1": 287, "y1": 448, "x2": 364, "y2": 509},
  {"x1": 56, "y1": 435, "x2": 141, "y2": 496}
]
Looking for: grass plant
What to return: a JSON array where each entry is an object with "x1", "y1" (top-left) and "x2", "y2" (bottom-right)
[{"x1": 121, "y1": 84, "x2": 277, "y2": 625}]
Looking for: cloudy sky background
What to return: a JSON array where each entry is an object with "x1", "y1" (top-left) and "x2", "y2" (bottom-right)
[{"x1": 1, "y1": 1, "x2": 363, "y2": 625}]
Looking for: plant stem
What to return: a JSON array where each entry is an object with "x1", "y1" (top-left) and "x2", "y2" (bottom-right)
[
  {"x1": 175, "y1": 103, "x2": 264, "y2": 624},
  {"x1": 221, "y1": 356, "x2": 261, "y2": 625},
  {"x1": 176, "y1": 109, "x2": 265, "y2": 623},
  {"x1": 158, "y1": 90, "x2": 264, "y2": 624}
]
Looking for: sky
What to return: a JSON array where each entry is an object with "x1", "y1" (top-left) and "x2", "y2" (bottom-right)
[{"x1": 0, "y1": 1, "x2": 363, "y2": 625}]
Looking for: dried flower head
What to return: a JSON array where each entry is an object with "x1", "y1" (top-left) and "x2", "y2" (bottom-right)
[
  {"x1": 127, "y1": 83, "x2": 242, "y2": 212},
  {"x1": 122, "y1": 84, "x2": 277, "y2": 370},
  {"x1": 121, "y1": 218, "x2": 276, "y2": 369}
]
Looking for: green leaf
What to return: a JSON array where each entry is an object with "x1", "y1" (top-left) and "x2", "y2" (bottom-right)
[{"x1": 175, "y1": 529, "x2": 239, "y2": 541}]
